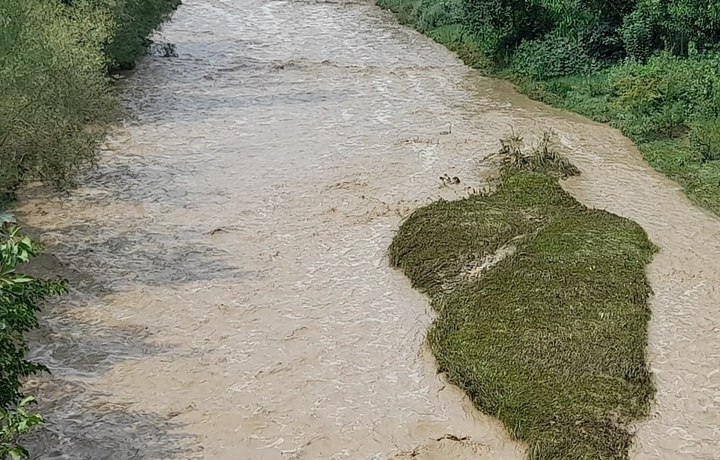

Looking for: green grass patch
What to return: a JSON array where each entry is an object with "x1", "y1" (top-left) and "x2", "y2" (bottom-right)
[{"x1": 389, "y1": 138, "x2": 657, "y2": 459}]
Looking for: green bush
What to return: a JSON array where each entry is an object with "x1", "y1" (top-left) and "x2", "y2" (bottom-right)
[
  {"x1": 608, "y1": 54, "x2": 720, "y2": 139},
  {"x1": 512, "y1": 34, "x2": 599, "y2": 80},
  {"x1": 0, "y1": 223, "x2": 67, "y2": 408},
  {"x1": 105, "y1": 0, "x2": 182, "y2": 69},
  {"x1": 460, "y1": 0, "x2": 550, "y2": 62},
  {"x1": 413, "y1": 0, "x2": 462, "y2": 33},
  {"x1": 578, "y1": 21, "x2": 625, "y2": 62},
  {"x1": 0, "y1": 397, "x2": 44, "y2": 460},
  {"x1": 689, "y1": 117, "x2": 720, "y2": 162},
  {"x1": 0, "y1": 0, "x2": 179, "y2": 201},
  {"x1": 0, "y1": 219, "x2": 67, "y2": 458},
  {"x1": 0, "y1": 0, "x2": 116, "y2": 197},
  {"x1": 620, "y1": 5, "x2": 660, "y2": 62}
]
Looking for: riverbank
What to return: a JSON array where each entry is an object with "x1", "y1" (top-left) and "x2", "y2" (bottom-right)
[
  {"x1": 0, "y1": 0, "x2": 180, "y2": 205},
  {"x1": 377, "y1": 0, "x2": 720, "y2": 216},
  {"x1": 0, "y1": 0, "x2": 179, "y2": 455},
  {"x1": 389, "y1": 136, "x2": 657, "y2": 458}
]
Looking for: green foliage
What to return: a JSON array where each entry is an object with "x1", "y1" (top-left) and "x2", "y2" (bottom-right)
[
  {"x1": 0, "y1": 220, "x2": 66, "y2": 459},
  {"x1": 104, "y1": 0, "x2": 182, "y2": 69},
  {"x1": 578, "y1": 21, "x2": 625, "y2": 62},
  {"x1": 516, "y1": 52, "x2": 720, "y2": 216},
  {"x1": 382, "y1": 0, "x2": 720, "y2": 75},
  {"x1": 620, "y1": 4, "x2": 660, "y2": 62},
  {"x1": 689, "y1": 117, "x2": 720, "y2": 162},
  {"x1": 607, "y1": 54, "x2": 720, "y2": 139},
  {"x1": 619, "y1": 0, "x2": 720, "y2": 59},
  {"x1": 0, "y1": 397, "x2": 44, "y2": 460},
  {"x1": 389, "y1": 140, "x2": 656, "y2": 459},
  {"x1": 0, "y1": 225, "x2": 67, "y2": 408},
  {"x1": 460, "y1": 0, "x2": 550, "y2": 61},
  {"x1": 0, "y1": 0, "x2": 116, "y2": 196},
  {"x1": 413, "y1": 0, "x2": 462, "y2": 33},
  {"x1": 0, "y1": 0, "x2": 179, "y2": 200},
  {"x1": 512, "y1": 34, "x2": 599, "y2": 79}
]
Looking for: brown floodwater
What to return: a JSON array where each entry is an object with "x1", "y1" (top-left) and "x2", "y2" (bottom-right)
[{"x1": 15, "y1": 0, "x2": 720, "y2": 458}]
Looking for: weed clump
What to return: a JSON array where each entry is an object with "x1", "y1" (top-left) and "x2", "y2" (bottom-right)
[
  {"x1": 493, "y1": 130, "x2": 579, "y2": 179},
  {"x1": 389, "y1": 135, "x2": 656, "y2": 459}
]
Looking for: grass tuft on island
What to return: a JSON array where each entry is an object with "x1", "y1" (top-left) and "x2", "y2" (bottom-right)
[{"x1": 389, "y1": 135, "x2": 657, "y2": 459}]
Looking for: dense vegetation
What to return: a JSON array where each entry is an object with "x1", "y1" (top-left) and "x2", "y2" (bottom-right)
[
  {"x1": 389, "y1": 136, "x2": 656, "y2": 459},
  {"x1": 0, "y1": 217, "x2": 65, "y2": 459},
  {"x1": 0, "y1": 0, "x2": 180, "y2": 205},
  {"x1": 0, "y1": 0, "x2": 178, "y2": 456},
  {"x1": 378, "y1": 0, "x2": 720, "y2": 214}
]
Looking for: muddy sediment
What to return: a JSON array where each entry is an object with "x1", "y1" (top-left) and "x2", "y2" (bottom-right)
[{"x1": 16, "y1": 0, "x2": 720, "y2": 458}]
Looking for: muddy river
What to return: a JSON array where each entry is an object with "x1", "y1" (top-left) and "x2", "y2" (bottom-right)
[{"x1": 16, "y1": 0, "x2": 720, "y2": 458}]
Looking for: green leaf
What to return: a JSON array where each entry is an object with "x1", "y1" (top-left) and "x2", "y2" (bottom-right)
[
  {"x1": 10, "y1": 277, "x2": 32, "y2": 284},
  {"x1": 8, "y1": 446, "x2": 28, "y2": 460}
]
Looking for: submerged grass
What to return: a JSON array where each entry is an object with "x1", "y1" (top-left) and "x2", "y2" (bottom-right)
[{"x1": 389, "y1": 138, "x2": 657, "y2": 459}]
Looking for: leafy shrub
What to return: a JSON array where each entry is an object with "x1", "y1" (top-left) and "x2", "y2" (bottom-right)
[
  {"x1": 0, "y1": 224, "x2": 67, "y2": 408},
  {"x1": 460, "y1": 0, "x2": 550, "y2": 62},
  {"x1": 413, "y1": 0, "x2": 462, "y2": 33},
  {"x1": 578, "y1": 21, "x2": 625, "y2": 62},
  {"x1": 607, "y1": 54, "x2": 720, "y2": 139},
  {"x1": 0, "y1": 216, "x2": 67, "y2": 459},
  {"x1": 689, "y1": 117, "x2": 720, "y2": 162},
  {"x1": 105, "y1": 0, "x2": 182, "y2": 69},
  {"x1": 620, "y1": 4, "x2": 660, "y2": 62},
  {"x1": 511, "y1": 34, "x2": 599, "y2": 80},
  {"x1": 0, "y1": 397, "x2": 43, "y2": 460},
  {"x1": 0, "y1": 0, "x2": 179, "y2": 200},
  {"x1": 0, "y1": 0, "x2": 116, "y2": 196}
]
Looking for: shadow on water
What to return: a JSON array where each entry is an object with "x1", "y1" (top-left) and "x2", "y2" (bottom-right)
[
  {"x1": 17, "y1": 176, "x2": 254, "y2": 292},
  {"x1": 32, "y1": 222, "x2": 253, "y2": 288},
  {"x1": 25, "y1": 380, "x2": 201, "y2": 460},
  {"x1": 14, "y1": 225, "x2": 211, "y2": 458}
]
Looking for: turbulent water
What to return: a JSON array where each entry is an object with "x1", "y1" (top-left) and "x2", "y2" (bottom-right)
[{"x1": 16, "y1": 0, "x2": 720, "y2": 458}]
